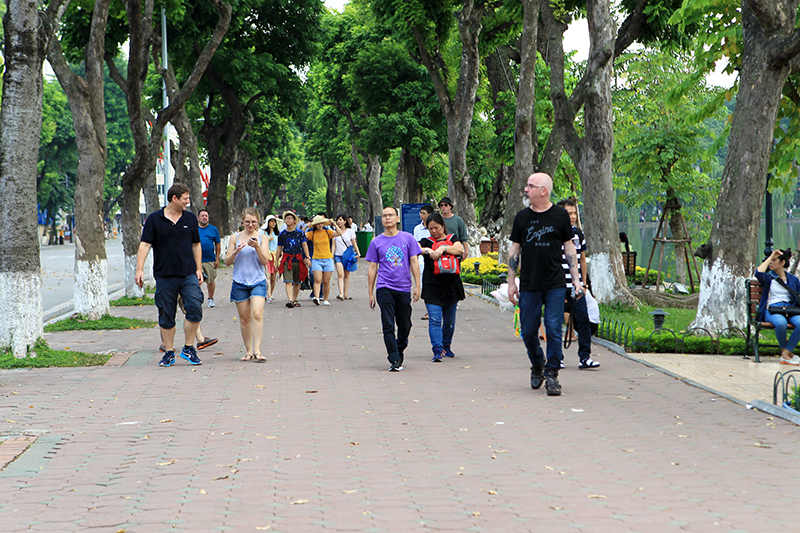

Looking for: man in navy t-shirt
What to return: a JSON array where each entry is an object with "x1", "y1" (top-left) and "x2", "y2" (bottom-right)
[
  {"x1": 135, "y1": 183, "x2": 204, "y2": 367},
  {"x1": 508, "y1": 173, "x2": 584, "y2": 396}
]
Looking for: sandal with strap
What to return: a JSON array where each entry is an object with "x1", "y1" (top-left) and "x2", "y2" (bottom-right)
[
  {"x1": 253, "y1": 353, "x2": 267, "y2": 363},
  {"x1": 241, "y1": 353, "x2": 254, "y2": 361},
  {"x1": 292, "y1": 301, "x2": 301, "y2": 307}
]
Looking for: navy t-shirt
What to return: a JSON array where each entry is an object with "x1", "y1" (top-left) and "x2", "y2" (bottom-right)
[
  {"x1": 141, "y1": 208, "x2": 201, "y2": 278},
  {"x1": 510, "y1": 204, "x2": 573, "y2": 292}
]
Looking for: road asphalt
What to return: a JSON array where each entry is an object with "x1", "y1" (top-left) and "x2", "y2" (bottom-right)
[{"x1": 2, "y1": 266, "x2": 799, "y2": 532}]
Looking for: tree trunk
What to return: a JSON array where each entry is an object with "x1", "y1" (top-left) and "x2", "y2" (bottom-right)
[
  {"x1": 365, "y1": 154, "x2": 383, "y2": 221},
  {"x1": 112, "y1": 0, "x2": 230, "y2": 297},
  {"x1": 325, "y1": 165, "x2": 346, "y2": 217},
  {"x1": 394, "y1": 147, "x2": 426, "y2": 207},
  {"x1": 665, "y1": 189, "x2": 686, "y2": 284},
  {"x1": 542, "y1": 0, "x2": 635, "y2": 305},
  {"x1": 48, "y1": 0, "x2": 112, "y2": 320},
  {"x1": 692, "y1": 1, "x2": 796, "y2": 331},
  {"x1": 410, "y1": 1, "x2": 484, "y2": 255},
  {"x1": 577, "y1": 0, "x2": 636, "y2": 305},
  {"x1": 0, "y1": 0, "x2": 63, "y2": 356},
  {"x1": 498, "y1": 0, "x2": 539, "y2": 259},
  {"x1": 481, "y1": 49, "x2": 514, "y2": 237},
  {"x1": 143, "y1": 168, "x2": 161, "y2": 214}
]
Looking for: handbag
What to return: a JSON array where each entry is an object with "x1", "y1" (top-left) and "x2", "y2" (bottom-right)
[{"x1": 768, "y1": 277, "x2": 800, "y2": 317}]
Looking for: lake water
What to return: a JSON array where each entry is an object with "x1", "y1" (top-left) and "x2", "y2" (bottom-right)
[{"x1": 618, "y1": 219, "x2": 800, "y2": 281}]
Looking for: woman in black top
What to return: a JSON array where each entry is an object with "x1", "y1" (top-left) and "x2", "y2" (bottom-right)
[{"x1": 419, "y1": 213, "x2": 466, "y2": 362}]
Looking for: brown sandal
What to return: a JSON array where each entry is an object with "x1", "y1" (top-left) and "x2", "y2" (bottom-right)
[
  {"x1": 253, "y1": 353, "x2": 267, "y2": 363},
  {"x1": 240, "y1": 353, "x2": 254, "y2": 361}
]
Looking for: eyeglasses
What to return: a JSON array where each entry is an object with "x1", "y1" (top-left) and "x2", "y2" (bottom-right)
[
  {"x1": 243, "y1": 220, "x2": 258, "y2": 225},
  {"x1": 438, "y1": 203, "x2": 450, "y2": 207}
]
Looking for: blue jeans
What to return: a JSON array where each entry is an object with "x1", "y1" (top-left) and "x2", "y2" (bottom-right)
[
  {"x1": 519, "y1": 288, "x2": 566, "y2": 371},
  {"x1": 426, "y1": 302, "x2": 457, "y2": 355},
  {"x1": 376, "y1": 288, "x2": 412, "y2": 365},
  {"x1": 765, "y1": 304, "x2": 800, "y2": 351}
]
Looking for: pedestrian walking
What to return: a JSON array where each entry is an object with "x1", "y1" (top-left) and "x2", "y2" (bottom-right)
[
  {"x1": 414, "y1": 204, "x2": 434, "y2": 320},
  {"x1": 275, "y1": 211, "x2": 312, "y2": 308},
  {"x1": 197, "y1": 208, "x2": 221, "y2": 307},
  {"x1": 306, "y1": 214, "x2": 345, "y2": 306},
  {"x1": 507, "y1": 173, "x2": 584, "y2": 396},
  {"x1": 366, "y1": 206, "x2": 422, "y2": 371},
  {"x1": 438, "y1": 197, "x2": 469, "y2": 258},
  {"x1": 135, "y1": 182, "x2": 204, "y2": 367},
  {"x1": 333, "y1": 214, "x2": 360, "y2": 300},
  {"x1": 557, "y1": 199, "x2": 600, "y2": 370},
  {"x1": 261, "y1": 215, "x2": 280, "y2": 304},
  {"x1": 225, "y1": 208, "x2": 271, "y2": 362},
  {"x1": 418, "y1": 212, "x2": 465, "y2": 362}
]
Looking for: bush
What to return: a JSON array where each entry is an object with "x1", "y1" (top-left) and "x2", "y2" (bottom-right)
[{"x1": 461, "y1": 254, "x2": 507, "y2": 285}]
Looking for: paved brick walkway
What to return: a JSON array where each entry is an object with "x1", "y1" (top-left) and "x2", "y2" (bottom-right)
[{"x1": 2, "y1": 267, "x2": 800, "y2": 532}]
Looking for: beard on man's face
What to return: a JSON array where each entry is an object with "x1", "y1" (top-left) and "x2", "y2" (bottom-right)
[{"x1": 522, "y1": 195, "x2": 531, "y2": 208}]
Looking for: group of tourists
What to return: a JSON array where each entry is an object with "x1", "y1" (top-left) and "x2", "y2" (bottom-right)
[{"x1": 136, "y1": 173, "x2": 602, "y2": 398}]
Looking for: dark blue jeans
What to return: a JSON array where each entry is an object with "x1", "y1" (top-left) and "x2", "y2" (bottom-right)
[
  {"x1": 425, "y1": 301, "x2": 457, "y2": 355},
  {"x1": 155, "y1": 275, "x2": 204, "y2": 329},
  {"x1": 519, "y1": 288, "x2": 566, "y2": 371},
  {"x1": 376, "y1": 288, "x2": 412, "y2": 365}
]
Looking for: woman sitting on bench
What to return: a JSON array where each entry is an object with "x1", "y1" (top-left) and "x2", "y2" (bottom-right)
[{"x1": 756, "y1": 248, "x2": 800, "y2": 365}]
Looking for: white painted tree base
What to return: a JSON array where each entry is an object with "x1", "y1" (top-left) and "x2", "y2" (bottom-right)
[
  {"x1": 589, "y1": 252, "x2": 630, "y2": 304},
  {"x1": 0, "y1": 272, "x2": 42, "y2": 358},
  {"x1": 691, "y1": 259, "x2": 748, "y2": 332},
  {"x1": 125, "y1": 254, "x2": 145, "y2": 298},
  {"x1": 74, "y1": 259, "x2": 110, "y2": 320}
]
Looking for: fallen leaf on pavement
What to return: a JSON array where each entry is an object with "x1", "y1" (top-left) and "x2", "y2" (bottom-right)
[
  {"x1": 587, "y1": 494, "x2": 606, "y2": 499},
  {"x1": 291, "y1": 499, "x2": 307, "y2": 505},
  {"x1": 160, "y1": 419, "x2": 171, "y2": 423}
]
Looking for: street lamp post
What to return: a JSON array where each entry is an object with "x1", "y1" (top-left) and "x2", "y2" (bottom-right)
[{"x1": 765, "y1": 173, "x2": 774, "y2": 258}]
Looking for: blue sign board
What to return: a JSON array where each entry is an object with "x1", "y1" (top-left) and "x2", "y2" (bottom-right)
[{"x1": 401, "y1": 203, "x2": 425, "y2": 235}]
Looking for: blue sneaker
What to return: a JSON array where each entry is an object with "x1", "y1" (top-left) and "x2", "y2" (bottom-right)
[
  {"x1": 159, "y1": 351, "x2": 175, "y2": 367},
  {"x1": 432, "y1": 349, "x2": 443, "y2": 363},
  {"x1": 179, "y1": 345, "x2": 202, "y2": 365},
  {"x1": 443, "y1": 347, "x2": 455, "y2": 358}
]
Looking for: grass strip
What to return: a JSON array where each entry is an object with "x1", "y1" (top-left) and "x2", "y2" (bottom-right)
[
  {"x1": 0, "y1": 339, "x2": 111, "y2": 369},
  {"x1": 44, "y1": 314, "x2": 156, "y2": 332},
  {"x1": 110, "y1": 295, "x2": 155, "y2": 306}
]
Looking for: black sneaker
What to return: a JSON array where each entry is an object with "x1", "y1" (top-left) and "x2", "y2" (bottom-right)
[
  {"x1": 578, "y1": 358, "x2": 600, "y2": 370},
  {"x1": 197, "y1": 337, "x2": 218, "y2": 350},
  {"x1": 159, "y1": 351, "x2": 175, "y2": 367},
  {"x1": 389, "y1": 363, "x2": 404, "y2": 372},
  {"x1": 530, "y1": 366, "x2": 544, "y2": 389},
  {"x1": 180, "y1": 346, "x2": 202, "y2": 365},
  {"x1": 545, "y1": 370, "x2": 561, "y2": 396}
]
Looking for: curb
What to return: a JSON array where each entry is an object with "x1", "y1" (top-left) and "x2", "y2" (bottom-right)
[{"x1": 43, "y1": 284, "x2": 126, "y2": 325}]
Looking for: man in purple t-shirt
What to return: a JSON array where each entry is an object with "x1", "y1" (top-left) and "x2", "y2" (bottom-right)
[{"x1": 367, "y1": 206, "x2": 422, "y2": 371}]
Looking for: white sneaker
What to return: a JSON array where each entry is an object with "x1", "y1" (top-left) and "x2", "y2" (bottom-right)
[
  {"x1": 780, "y1": 355, "x2": 800, "y2": 366},
  {"x1": 208, "y1": 298, "x2": 215, "y2": 308},
  {"x1": 313, "y1": 297, "x2": 320, "y2": 306},
  {"x1": 322, "y1": 300, "x2": 331, "y2": 306}
]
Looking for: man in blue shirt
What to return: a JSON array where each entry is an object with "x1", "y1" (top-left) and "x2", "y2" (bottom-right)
[{"x1": 197, "y1": 208, "x2": 221, "y2": 307}]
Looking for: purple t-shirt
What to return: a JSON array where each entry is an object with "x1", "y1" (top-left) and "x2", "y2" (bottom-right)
[{"x1": 366, "y1": 231, "x2": 422, "y2": 292}]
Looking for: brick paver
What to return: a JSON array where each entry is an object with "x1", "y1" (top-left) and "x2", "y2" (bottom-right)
[{"x1": 1, "y1": 267, "x2": 799, "y2": 532}]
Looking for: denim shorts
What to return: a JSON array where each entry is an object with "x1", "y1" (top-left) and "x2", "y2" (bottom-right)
[
  {"x1": 230, "y1": 280, "x2": 268, "y2": 303},
  {"x1": 155, "y1": 275, "x2": 204, "y2": 329},
  {"x1": 311, "y1": 257, "x2": 334, "y2": 272},
  {"x1": 333, "y1": 255, "x2": 344, "y2": 264}
]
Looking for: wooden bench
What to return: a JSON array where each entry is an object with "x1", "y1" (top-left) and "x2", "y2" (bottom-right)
[
  {"x1": 746, "y1": 278, "x2": 793, "y2": 363},
  {"x1": 621, "y1": 251, "x2": 637, "y2": 277}
]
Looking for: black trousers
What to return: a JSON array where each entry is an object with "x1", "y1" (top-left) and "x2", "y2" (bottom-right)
[{"x1": 376, "y1": 287, "x2": 412, "y2": 365}]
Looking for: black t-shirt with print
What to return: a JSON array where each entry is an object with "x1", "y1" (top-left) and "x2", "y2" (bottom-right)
[{"x1": 510, "y1": 204, "x2": 573, "y2": 292}]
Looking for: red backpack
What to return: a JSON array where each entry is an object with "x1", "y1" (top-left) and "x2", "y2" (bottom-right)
[{"x1": 432, "y1": 234, "x2": 460, "y2": 275}]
